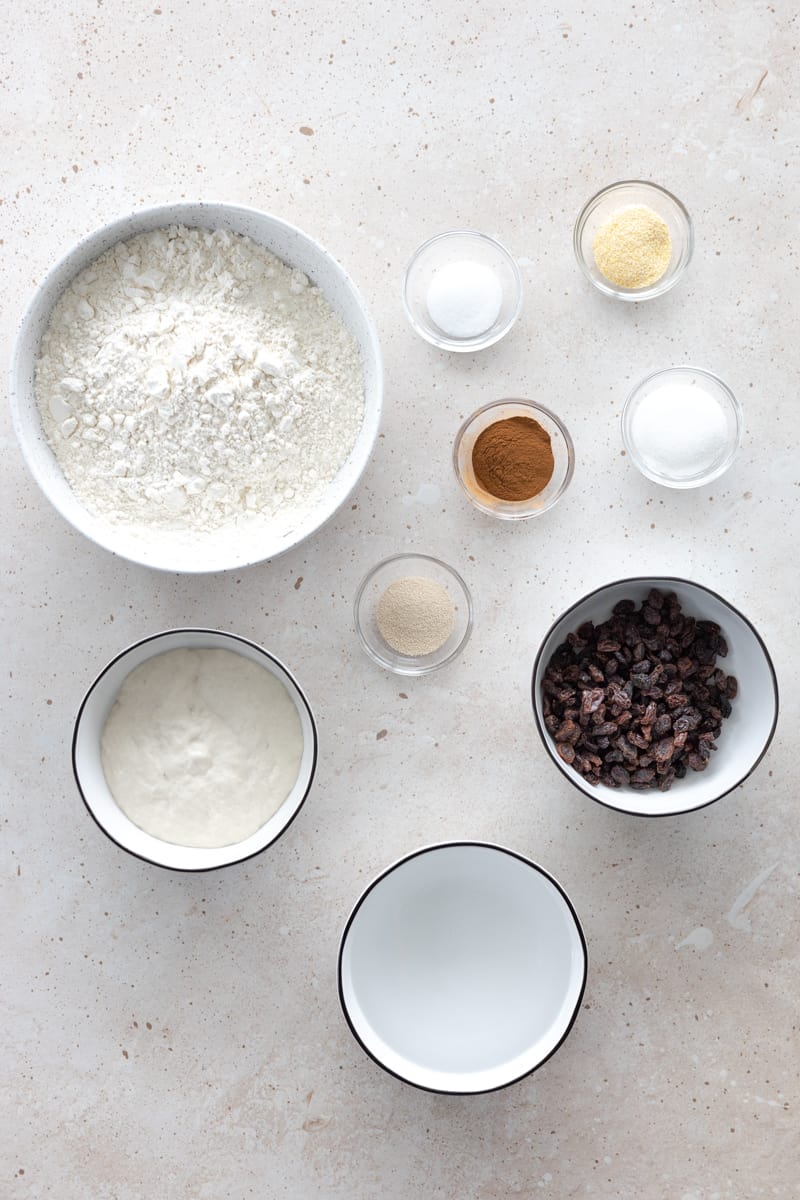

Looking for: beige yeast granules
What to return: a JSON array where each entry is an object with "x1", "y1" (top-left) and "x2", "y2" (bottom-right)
[
  {"x1": 592, "y1": 204, "x2": 672, "y2": 289},
  {"x1": 376, "y1": 577, "x2": 454, "y2": 656}
]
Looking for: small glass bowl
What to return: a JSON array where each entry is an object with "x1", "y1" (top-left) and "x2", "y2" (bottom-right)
[
  {"x1": 403, "y1": 230, "x2": 523, "y2": 352},
  {"x1": 453, "y1": 399, "x2": 575, "y2": 520},
  {"x1": 354, "y1": 554, "x2": 473, "y2": 676},
  {"x1": 574, "y1": 180, "x2": 693, "y2": 301},
  {"x1": 621, "y1": 366, "x2": 742, "y2": 489}
]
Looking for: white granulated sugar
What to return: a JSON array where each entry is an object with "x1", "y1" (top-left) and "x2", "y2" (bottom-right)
[
  {"x1": 35, "y1": 225, "x2": 364, "y2": 533},
  {"x1": 631, "y1": 382, "x2": 728, "y2": 479}
]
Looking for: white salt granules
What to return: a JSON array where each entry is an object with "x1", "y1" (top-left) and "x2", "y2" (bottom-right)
[
  {"x1": 630, "y1": 382, "x2": 729, "y2": 480},
  {"x1": 425, "y1": 261, "x2": 503, "y2": 339},
  {"x1": 35, "y1": 225, "x2": 364, "y2": 534}
]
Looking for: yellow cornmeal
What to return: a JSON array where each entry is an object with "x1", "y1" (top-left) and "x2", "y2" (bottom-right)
[{"x1": 592, "y1": 204, "x2": 672, "y2": 289}]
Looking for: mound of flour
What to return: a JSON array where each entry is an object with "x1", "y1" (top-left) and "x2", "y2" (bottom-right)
[{"x1": 35, "y1": 225, "x2": 364, "y2": 533}]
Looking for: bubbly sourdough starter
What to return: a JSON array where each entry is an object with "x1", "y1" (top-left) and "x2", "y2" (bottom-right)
[{"x1": 100, "y1": 647, "x2": 304, "y2": 848}]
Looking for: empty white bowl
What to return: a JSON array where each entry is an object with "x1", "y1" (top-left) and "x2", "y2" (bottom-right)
[
  {"x1": 532, "y1": 578, "x2": 778, "y2": 818},
  {"x1": 338, "y1": 842, "x2": 587, "y2": 1093},
  {"x1": 73, "y1": 628, "x2": 318, "y2": 870},
  {"x1": 10, "y1": 202, "x2": 383, "y2": 572}
]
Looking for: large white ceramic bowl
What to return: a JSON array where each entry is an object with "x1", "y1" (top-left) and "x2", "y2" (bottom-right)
[
  {"x1": 338, "y1": 843, "x2": 587, "y2": 1094},
  {"x1": 532, "y1": 577, "x2": 778, "y2": 818},
  {"x1": 9, "y1": 203, "x2": 382, "y2": 572},
  {"x1": 73, "y1": 628, "x2": 318, "y2": 870}
]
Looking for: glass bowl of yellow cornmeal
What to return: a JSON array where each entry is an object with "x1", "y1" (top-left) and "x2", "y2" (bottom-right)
[{"x1": 574, "y1": 180, "x2": 693, "y2": 301}]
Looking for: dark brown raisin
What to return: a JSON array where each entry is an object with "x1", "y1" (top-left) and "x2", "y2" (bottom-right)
[
  {"x1": 540, "y1": 593, "x2": 736, "y2": 794},
  {"x1": 580, "y1": 688, "x2": 605, "y2": 717},
  {"x1": 555, "y1": 718, "x2": 580, "y2": 744},
  {"x1": 654, "y1": 737, "x2": 675, "y2": 762}
]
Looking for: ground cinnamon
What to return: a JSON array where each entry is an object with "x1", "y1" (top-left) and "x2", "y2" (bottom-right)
[{"x1": 471, "y1": 415, "x2": 554, "y2": 501}]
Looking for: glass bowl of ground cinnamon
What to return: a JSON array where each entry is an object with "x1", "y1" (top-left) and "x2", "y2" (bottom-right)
[
  {"x1": 573, "y1": 180, "x2": 693, "y2": 301},
  {"x1": 453, "y1": 399, "x2": 575, "y2": 520}
]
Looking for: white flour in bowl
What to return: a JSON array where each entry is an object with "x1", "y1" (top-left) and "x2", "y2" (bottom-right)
[{"x1": 34, "y1": 225, "x2": 364, "y2": 534}]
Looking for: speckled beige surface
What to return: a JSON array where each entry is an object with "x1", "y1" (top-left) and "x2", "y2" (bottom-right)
[{"x1": 2, "y1": 3, "x2": 798, "y2": 1198}]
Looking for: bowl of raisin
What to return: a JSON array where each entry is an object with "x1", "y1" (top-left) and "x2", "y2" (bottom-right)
[{"x1": 532, "y1": 578, "x2": 778, "y2": 817}]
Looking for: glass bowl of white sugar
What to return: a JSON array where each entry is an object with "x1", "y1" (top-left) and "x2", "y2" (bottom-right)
[
  {"x1": 622, "y1": 366, "x2": 742, "y2": 489},
  {"x1": 73, "y1": 628, "x2": 318, "y2": 871},
  {"x1": 354, "y1": 554, "x2": 473, "y2": 675},
  {"x1": 403, "y1": 231, "x2": 523, "y2": 352}
]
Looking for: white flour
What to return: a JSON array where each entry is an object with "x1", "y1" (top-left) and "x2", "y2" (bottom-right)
[
  {"x1": 35, "y1": 225, "x2": 364, "y2": 533},
  {"x1": 101, "y1": 648, "x2": 304, "y2": 848}
]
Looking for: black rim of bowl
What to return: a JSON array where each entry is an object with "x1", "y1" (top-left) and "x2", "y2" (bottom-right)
[
  {"x1": 531, "y1": 576, "x2": 780, "y2": 819},
  {"x1": 337, "y1": 840, "x2": 588, "y2": 1095},
  {"x1": 72, "y1": 627, "x2": 319, "y2": 872}
]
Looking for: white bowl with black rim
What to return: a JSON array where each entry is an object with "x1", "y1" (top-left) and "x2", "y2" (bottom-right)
[
  {"x1": 532, "y1": 578, "x2": 778, "y2": 818},
  {"x1": 73, "y1": 628, "x2": 317, "y2": 870},
  {"x1": 9, "y1": 202, "x2": 383, "y2": 572},
  {"x1": 338, "y1": 842, "x2": 587, "y2": 1094}
]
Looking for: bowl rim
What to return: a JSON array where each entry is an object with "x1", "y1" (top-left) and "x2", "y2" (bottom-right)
[
  {"x1": 621, "y1": 365, "x2": 743, "y2": 489},
  {"x1": 531, "y1": 576, "x2": 780, "y2": 818},
  {"x1": 573, "y1": 179, "x2": 694, "y2": 301},
  {"x1": 452, "y1": 397, "x2": 575, "y2": 519},
  {"x1": 72, "y1": 626, "x2": 319, "y2": 871},
  {"x1": 9, "y1": 200, "x2": 383, "y2": 573},
  {"x1": 337, "y1": 839, "x2": 588, "y2": 1095},
  {"x1": 353, "y1": 552, "x2": 474, "y2": 675},
  {"x1": 402, "y1": 228, "x2": 523, "y2": 352}
]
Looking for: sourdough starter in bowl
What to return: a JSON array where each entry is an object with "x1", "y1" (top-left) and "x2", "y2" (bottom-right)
[
  {"x1": 100, "y1": 647, "x2": 304, "y2": 848},
  {"x1": 34, "y1": 225, "x2": 364, "y2": 538}
]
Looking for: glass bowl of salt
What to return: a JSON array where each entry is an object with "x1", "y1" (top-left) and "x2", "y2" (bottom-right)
[
  {"x1": 403, "y1": 231, "x2": 523, "y2": 352},
  {"x1": 622, "y1": 366, "x2": 743, "y2": 489},
  {"x1": 354, "y1": 553, "x2": 473, "y2": 675}
]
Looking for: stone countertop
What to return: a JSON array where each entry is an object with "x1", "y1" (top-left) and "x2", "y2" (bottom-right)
[{"x1": 2, "y1": 3, "x2": 797, "y2": 1197}]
